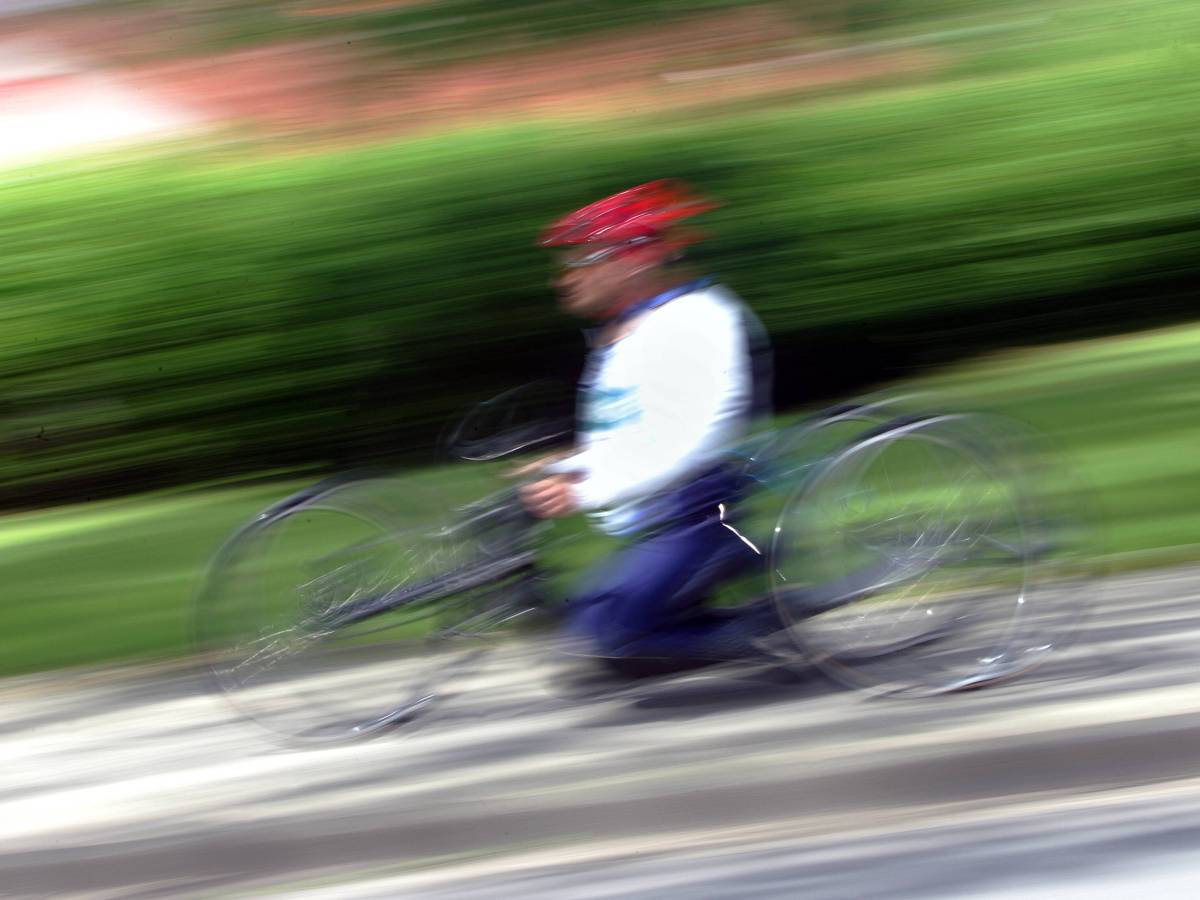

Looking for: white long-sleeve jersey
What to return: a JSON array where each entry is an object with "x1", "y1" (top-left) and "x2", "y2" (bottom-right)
[{"x1": 548, "y1": 282, "x2": 762, "y2": 535}]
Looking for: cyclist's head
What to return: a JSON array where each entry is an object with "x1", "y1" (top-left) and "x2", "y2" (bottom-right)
[{"x1": 541, "y1": 180, "x2": 716, "y2": 319}]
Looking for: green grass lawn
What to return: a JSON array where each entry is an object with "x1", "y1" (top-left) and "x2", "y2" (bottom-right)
[
  {"x1": 924, "y1": 323, "x2": 1200, "y2": 561},
  {"x1": 2, "y1": 320, "x2": 1198, "y2": 678}
]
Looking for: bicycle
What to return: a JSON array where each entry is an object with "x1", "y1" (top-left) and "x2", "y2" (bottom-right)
[{"x1": 194, "y1": 390, "x2": 1092, "y2": 744}]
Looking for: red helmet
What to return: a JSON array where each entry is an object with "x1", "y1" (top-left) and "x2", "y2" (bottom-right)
[{"x1": 540, "y1": 180, "x2": 717, "y2": 253}]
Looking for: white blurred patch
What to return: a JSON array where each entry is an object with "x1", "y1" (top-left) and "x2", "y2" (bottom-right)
[
  {"x1": 0, "y1": 39, "x2": 200, "y2": 168},
  {"x1": 0, "y1": 0, "x2": 94, "y2": 16}
]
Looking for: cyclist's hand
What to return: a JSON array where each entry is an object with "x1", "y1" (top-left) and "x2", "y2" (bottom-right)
[{"x1": 520, "y1": 474, "x2": 580, "y2": 518}]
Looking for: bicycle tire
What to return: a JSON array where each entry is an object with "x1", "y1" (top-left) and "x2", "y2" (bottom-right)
[
  {"x1": 195, "y1": 475, "x2": 483, "y2": 744},
  {"x1": 770, "y1": 413, "x2": 1092, "y2": 696}
]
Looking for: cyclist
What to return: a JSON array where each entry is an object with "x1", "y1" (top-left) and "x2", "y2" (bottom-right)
[{"x1": 519, "y1": 180, "x2": 779, "y2": 674}]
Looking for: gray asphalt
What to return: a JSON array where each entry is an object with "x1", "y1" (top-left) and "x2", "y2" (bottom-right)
[{"x1": 1, "y1": 565, "x2": 1198, "y2": 898}]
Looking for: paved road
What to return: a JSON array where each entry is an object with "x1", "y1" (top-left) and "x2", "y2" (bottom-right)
[{"x1": 2, "y1": 566, "x2": 1198, "y2": 898}]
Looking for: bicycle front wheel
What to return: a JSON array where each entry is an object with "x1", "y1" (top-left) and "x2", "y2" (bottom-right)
[{"x1": 195, "y1": 475, "x2": 478, "y2": 744}]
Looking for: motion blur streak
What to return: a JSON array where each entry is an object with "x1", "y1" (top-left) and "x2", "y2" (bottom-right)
[{"x1": 1, "y1": 0, "x2": 1198, "y2": 896}]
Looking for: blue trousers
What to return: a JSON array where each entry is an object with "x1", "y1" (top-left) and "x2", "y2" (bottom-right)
[{"x1": 565, "y1": 506, "x2": 781, "y2": 663}]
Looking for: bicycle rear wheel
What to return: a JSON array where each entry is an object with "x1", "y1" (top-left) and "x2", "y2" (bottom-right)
[
  {"x1": 195, "y1": 476, "x2": 479, "y2": 744},
  {"x1": 771, "y1": 414, "x2": 1090, "y2": 696}
]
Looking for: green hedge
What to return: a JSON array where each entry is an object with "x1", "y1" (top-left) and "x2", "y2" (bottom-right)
[{"x1": 1, "y1": 0, "x2": 1196, "y2": 504}]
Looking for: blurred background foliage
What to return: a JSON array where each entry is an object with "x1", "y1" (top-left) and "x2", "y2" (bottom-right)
[
  {"x1": 3, "y1": 0, "x2": 1196, "y2": 507},
  {"x1": 1, "y1": 0, "x2": 1198, "y2": 673},
  {"x1": 43, "y1": 0, "x2": 981, "y2": 62}
]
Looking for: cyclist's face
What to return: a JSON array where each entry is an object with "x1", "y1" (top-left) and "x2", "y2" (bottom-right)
[{"x1": 553, "y1": 246, "x2": 637, "y2": 319}]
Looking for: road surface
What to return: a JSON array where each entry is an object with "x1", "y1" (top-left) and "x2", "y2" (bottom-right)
[{"x1": 1, "y1": 565, "x2": 1198, "y2": 897}]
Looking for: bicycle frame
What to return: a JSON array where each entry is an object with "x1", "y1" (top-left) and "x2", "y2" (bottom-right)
[
  {"x1": 310, "y1": 401, "x2": 897, "y2": 642},
  {"x1": 308, "y1": 488, "x2": 550, "y2": 635}
]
